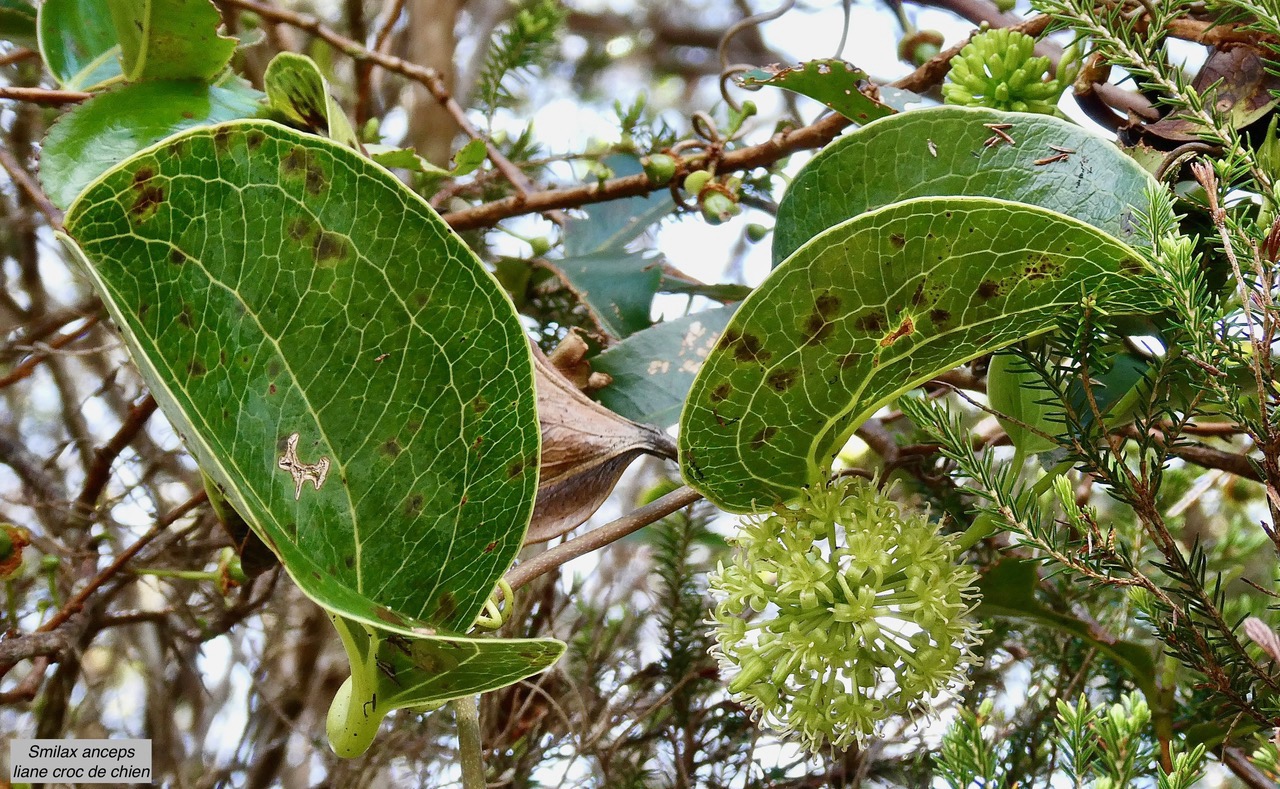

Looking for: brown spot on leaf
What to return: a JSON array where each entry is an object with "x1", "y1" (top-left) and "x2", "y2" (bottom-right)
[
  {"x1": 750, "y1": 426, "x2": 778, "y2": 450},
  {"x1": 268, "y1": 383, "x2": 277, "y2": 394},
  {"x1": 814, "y1": 291, "x2": 841, "y2": 317},
  {"x1": 838, "y1": 352, "x2": 860, "y2": 368},
  {"x1": 213, "y1": 126, "x2": 235, "y2": 151},
  {"x1": 890, "y1": 233, "x2": 906, "y2": 249},
  {"x1": 404, "y1": 494, "x2": 425, "y2": 517},
  {"x1": 246, "y1": 129, "x2": 266, "y2": 150},
  {"x1": 724, "y1": 328, "x2": 771, "y2": 363},
  {"x1": 879, "y1": 315, "x2": 915, "y2": 347},
  {"x1": 374, "y1": 606, "x2": 406, "y2": 627},
  {"x1": 472, "y1": 395, "x2": 490, "y2": 413},
  {"x1": 804, "y1": 313, "x2": 834, "y2": 345},
  {"x1": 344, "y1": 556, "x2": 355, "y2": 569},
  {"x1": 977, "y1": 280, "x2": 1001, "y2": 300},
  {"x1": 766, "y1": 368, "x2": 798, "y2": 392},
  {"x1": 930, "y1": 308, "x2": 952, "y2": 324},
  {"x1": 854, "y1": 311, "x2": 886, "y2": 333},
  {"x1": 382, "y1": 438, "x2": 401, "y2": 457},
  {"x1": 484, "y1": 541, "x2": 497, "y2": 554},
  {"x1": 710, "y1": 382, "x2": 731, "y2": 403},
  {"x1": 313, "y1": 231, "x2": 350, "y2": 265},
  {"x1": 187, "y1": 359, "x2": 207, "y2": 377},
  {"x1": 911, "y1": 280, "x2": 927, "y2": 306},
  {"x1": 130, "y1": 179, "x2": 164, "y2": 219},
  {"x1": 169, "y1": 249, "x2": 187, "y2": 266},
  {"x1": 508, "y1": 460, "x2": 526, "y2": 478},
  {"x1": 177, "y1": 304, "x2": 193, "y2": 328},
  {"x1": 432, "y1": 592, "x2": 457, "y2": 623},
  {"x1": 287, "y1": 217, "x2": 314, "y2": 241}
]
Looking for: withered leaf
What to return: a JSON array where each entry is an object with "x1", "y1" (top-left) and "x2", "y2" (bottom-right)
[
  {"x1": 527, "y1": 341, "x2": 676, "y2": 543},
  {"x1": 1143, "y1": 47, "x2": 1279, "y2": 144}
]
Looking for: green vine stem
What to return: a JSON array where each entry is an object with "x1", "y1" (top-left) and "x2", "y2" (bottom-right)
[{"x1": 454, "y1": 695, "x2": 485, "y2": 789}]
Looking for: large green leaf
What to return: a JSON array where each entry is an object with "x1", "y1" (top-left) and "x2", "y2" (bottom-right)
[
  {"x1": 678, "y1": 197, "x2": 1164, "y2": 513},
  {"x1": 105, "y1": 0, "x2": 236, "y2": 82},
  {"x1": 594, "y1": 305, "x2": 736, "y2": 427},
  {"x1": 540, "y1": 251, "x2": 661, "y2": 339},
  {"x1": 39, "y1": 77, "x2": 264, "y2": 211},
  {"x1": 38, "y1": 0, "x2": 122, "y2": 90},
  {"x1": 772, "y1": 106, "x2": 1155, "y2": 266},
  {"x1": 62, "y1": 120, "x2": 542, "y2": 638}
]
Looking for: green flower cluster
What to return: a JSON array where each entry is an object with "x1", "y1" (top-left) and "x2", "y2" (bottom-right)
[
  {"x1": 708, "y1": 477, "x2": 982, "y2": 751},
  {"x1": 943, "y1": 28, "x2": 1062, "y2": 114}
]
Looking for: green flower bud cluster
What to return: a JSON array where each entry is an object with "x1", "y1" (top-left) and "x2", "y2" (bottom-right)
[
  {"x1": 682, "y1": 169, "x2": 743, "y2": 225},
  {"x1": 943, "y1": 28, "x2": 1061, "y2": 115},
  {"x1": 708, "y1": 477, "x2": 983, "y2": 751}
]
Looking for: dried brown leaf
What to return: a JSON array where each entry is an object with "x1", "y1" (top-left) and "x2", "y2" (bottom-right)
[{"x1": 527, "y1": 342, "x2": 676, "y2": 543}]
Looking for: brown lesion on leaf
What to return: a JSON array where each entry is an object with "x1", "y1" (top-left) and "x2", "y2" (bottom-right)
[
  {"x1": 837, "y1": 352, "x2": 860, "y2": 369},
  {"x1": 277, "y1": 432, "x2": 331, "y2": 500},
  {"x1": 723, "y1": 328, "x2": 772, "y2": 363},
  {"x1": 750, "y1": 426, "x2": 778, "y2": 450},
  {"x1": 404, "y1": 493, "x2": 425, "y2": 517},
  {"x1": 910, "y1": 279, "x2": 928, "y2": 306},
  {"x1": 246, "y1": 129, "x2": 267, "y2": 150},
  {"x1": 890, "y1": 232, "x2": 906, "y2": 249},
  {"x1": 176, "y1": 304, "x2": 194, "y2": 328},
  {"x1": 1023, "y1": 253, "x2": 1064, "y2": 281},
  {"x1": 381, "y1": 437, "x2": 402, "y2": 457},
  {"x1": 312, "y1": 231, "x2": 352, "y2": 266},
  {"x1": 802, "y1": 293, "x2": 842, "y2": 346},
  {"x1": 213, "y1": 125, "x2": 236, "y2": 152},
  {"x1": 374, "y1": 606, "x2": 406, "y2": 627},
  {"x1": 879, "y1": 315, "x2": 915, "y2": 347},
  {"x1": 472, "y1": 394, "x2": 490, "y2": 414},
  {"x1": 977, "y1": 280, "x2": 1002, "y2": 300},
  {"x1": 508, "y1": 459, "x2": 526, "y2": 478},
  {"x1": 929, "y1": 308, "x2": 952, "y2": 325},
  {"x1": 187, "y1": 359, "x2": 207, "y2": 377},
  {"x1": 129, "y1": 167, "x2": 165, "y2": 220},
  {"x1": 766, "y1": 367, "x2": 798, "y2": 392},
  {"x1": 281, "y1": 146, "x2": 330, "y2": 195},
  {"x1": 853, "y1": 310, "x2": 886, "y2": 333},
  {"x1": 710, "y1": 382, "x2": 731, "y2": 403},
  {"x1": 431, "y1": 592, "x2": 457, "y2": 624},
  {"x1": 169, "y1": 249, "x2": 187, "y2": 266},
  {"x1": 287, "y1": 217, "x2": 315, "y2": 242}
]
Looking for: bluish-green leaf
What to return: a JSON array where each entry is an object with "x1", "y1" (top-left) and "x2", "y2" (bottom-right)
[
  {"x1": 39, "y1": 77, "x2": 264, "y2": 210},
  {"x1": 594, "y1": 305, "x2": 736, "y2": 427},
  {"x1": 541, "y1": 250, "x2": 661, "y2": 339},
  {"x1": 773, "y1": 106, "x2": 1155, "y2": 266}
]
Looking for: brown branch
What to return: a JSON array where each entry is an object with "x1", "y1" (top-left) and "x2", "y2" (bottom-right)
[
  {"x1": 0, "y1": 86, "x2": 91, "y2": 105},
  {"x1": 66, "y1": 395, "x2": 160, "y2": 528},
  {"x1": 224, "y1": 0, "x2": 546, "y2": 208},
  {"x1": 0, "y1": 147, "x2": 64, "y2": 227},
  {"x1": 506, "y1": 485, "x2": 703, "y2": 591},
  {"x1": 440, "y1": 14, "x2": 1054, "y2": 230},
  {"x1": 0, "y1": 315, "x2": 100, "y2": 389},
  {"x1": 0, "y1": 631, "x2": 72, "y2": 664}
]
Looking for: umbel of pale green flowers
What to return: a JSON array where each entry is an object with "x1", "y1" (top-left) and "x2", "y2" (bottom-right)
[
  {"x1": 942, "y1": 28, "x2": 1062, "y2": 115},
  {"x1": 708, "y1": 477, "x2": 983, "y2": 751}
]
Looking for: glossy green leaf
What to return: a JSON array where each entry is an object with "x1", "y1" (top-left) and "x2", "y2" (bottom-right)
[
  {"x1": 773, "y1": 106, "x2": 1155, "y2": 266},
  {"x1": 62, "y1": 120, "x2": 543, "y2": 639},
  {"x1": 737, "y1": 60, "x2": 894, "y2": 125},
  {"x1": 38, "y1": 0, "x2": 122, "y2": 90},
  {"x1": 679, "y1": 197, "x2": 1164, "y2": 513},
  {"x1": 106, "y1": 0, "x2": 235, "y2": 82},
  {"x1": 988, "y1": 351, "x2": 1060, "y2": 458},
  {"x1": 0, "y1": 0, "x2": 36, "y2": 42},
  {"x1": 327, "y1": 614, "x2": 564, "y2": 757},
  {"x1": 594, "y1": 305, "x2": 736, "y2": 427},
  {"x1": 264, "y1": 52, "x2": 359, "y2": 149},
  {"x1": 39, "y1": 77, "x2": 264, "y2": 211}
]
